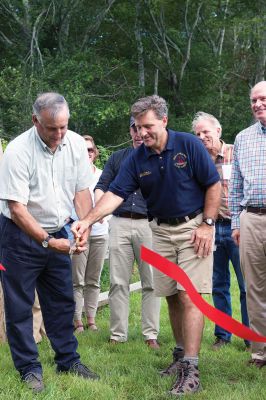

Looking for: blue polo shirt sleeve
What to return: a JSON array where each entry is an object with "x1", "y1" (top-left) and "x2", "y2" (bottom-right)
[{"x1": 109, "y1": 154, "x2": 139, "y2": 200}]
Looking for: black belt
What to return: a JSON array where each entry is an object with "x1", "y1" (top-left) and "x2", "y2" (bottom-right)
[
  {"x1": 115, "y1": 212, "x2": 147, "y2": 220},
  {"x1": 216, "y1": 216, "x2": 231, "y2": 223},
  {"x1": 246, "y1": 206, "x2": 266, "y2": 215},
  {"x1": 155, "y1": 209, "x2": 203, "y2": 226}
]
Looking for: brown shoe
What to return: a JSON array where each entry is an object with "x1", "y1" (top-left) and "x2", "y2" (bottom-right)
[
  {"x1": 169, "y1": 361, "x2": 201, "y2": 396},
  {"x1": 145, "y1": 339, "x2": 160, "y2": 349},
  {"x1": 248, "y1": 358, "x2": 266, "y2": 368},
  {"x1": 212, "y1": 337, "x2": 230, "y2": 351}
]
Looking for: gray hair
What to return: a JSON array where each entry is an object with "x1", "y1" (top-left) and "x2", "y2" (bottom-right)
[
  {"x1": 32, "y1": 92, "x2": 70, "y2": 120},
  {"x1": 192, "y1": 111, "x2": 222, "y2": 135},
  {"x1": 131, "y1": 95, "x2": 168, "y2": 119}
]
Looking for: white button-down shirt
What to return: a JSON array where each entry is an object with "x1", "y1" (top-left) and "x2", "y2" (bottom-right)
[{"x1": 0, "y1": 126, "x2": 92, "y2": 232}]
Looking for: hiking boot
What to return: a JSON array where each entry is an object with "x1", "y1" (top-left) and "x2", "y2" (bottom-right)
[
  {"x1": 23, "y1": 371, "x2": 44, "y2": 393},
  {"x1": 159, "y1": 347, "x2": 184, "y2": 377},
  {"x1": 69, "y1": 361, "x2": 100, "y2": 380},
  {"x1": 169, "y1": 361, "x2": 201, "y2": 396},
  {"x1": 212, "y1": 337, "x2": 230, "y2": 351}
]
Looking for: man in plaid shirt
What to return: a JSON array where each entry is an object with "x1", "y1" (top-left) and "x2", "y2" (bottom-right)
[
  {"x1": 229, "y1": 81, "x2": 266, "y2": 368},
  {"x1": 192, "y1": 112, "x2": 249, "y2": 351}
]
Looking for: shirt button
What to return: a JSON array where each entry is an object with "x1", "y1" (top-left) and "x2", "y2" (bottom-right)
[
  {"x1": 160, "y1": 166, "x2": 164, "y2": 170},
  {"x1": 159, "y1": 157, "x2": 162, "y2": 160},
  {"x1": 133, "y1": 203, "x2": 135, "y2": 206},
  {"x1": 134, "y1": 192, "x2": 137, "y2": 195}
]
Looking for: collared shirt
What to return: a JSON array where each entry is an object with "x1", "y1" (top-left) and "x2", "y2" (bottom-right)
[
  {"x1": 95, "y1": 147, "x2": 147, "y2": 216},
  {"x1": 0, "y1": 126, "x2": 92, "y2": 232},
  {"x1": 229, "y1": 122, "x2": 266, "y2": 229},
  {"x1": 109, "y1": 130, "x2": 220, "y2": 218},
  {"x1": 215, "y1": 140, "x2": 233, "y2": 219}
]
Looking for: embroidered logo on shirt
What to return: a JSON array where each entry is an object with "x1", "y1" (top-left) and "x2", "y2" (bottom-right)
[
  {"x1": 173, "y1": 153, "x2": 187, "y2": 168},
  {"x1": 139, "y1": 171, "x2": 152, "y2": 178}
]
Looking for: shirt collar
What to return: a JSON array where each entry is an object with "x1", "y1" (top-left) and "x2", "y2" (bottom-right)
[
  {"x1": 259, "y1": 122, "x2": 266, "y2": 135},
  {"x1": 143, "y1": 129, "x2": 173, "y2": 158}
]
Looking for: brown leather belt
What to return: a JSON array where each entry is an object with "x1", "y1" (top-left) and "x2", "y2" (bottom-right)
[
  {"x1": 115, "y1": 212, "x2": 147, "y2": 220},
  {"x1": 246, "y1": 206, "x2": 266, "y2": 214},
  {"x1": 155, "y1": 208, "x2": 203, "y2": 226}
]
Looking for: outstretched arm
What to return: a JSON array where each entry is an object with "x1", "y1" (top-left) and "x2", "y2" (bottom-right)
[{"x1": 71, "y1": 191, "x2": 123, "y2": 239}]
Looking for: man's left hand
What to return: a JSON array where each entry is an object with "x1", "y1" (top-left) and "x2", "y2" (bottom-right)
[{"x1": 190, "y1": 223, "x2": 214, "y2": 258}]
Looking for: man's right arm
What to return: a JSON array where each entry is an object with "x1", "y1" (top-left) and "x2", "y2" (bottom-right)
[{"x1": 8, "y1": 201, "x2": 70, "y2": 253}]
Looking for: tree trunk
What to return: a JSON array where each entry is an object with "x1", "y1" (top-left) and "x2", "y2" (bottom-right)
[
  {"x1": 135, "y1": 1, "x2": 145, "y2": 93},
  {"x1": 154, "y1": 69, "x2": 159, "y2": 95}
]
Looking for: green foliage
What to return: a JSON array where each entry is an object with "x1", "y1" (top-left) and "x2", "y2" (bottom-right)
[
  {"x1": 95, "y1": 145, "x2": 112, "y2": 170},
  {"x1": 0, "y1": 0, "x2": 264, "y2": 145}
]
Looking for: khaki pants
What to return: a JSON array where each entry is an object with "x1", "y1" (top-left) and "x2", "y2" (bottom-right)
[
  {"x1": 108, "y1": 216, "x2": 160, "y2": 342},
  {"x1": 33, "y1": 292, "x2": 46, "y2": 344},
  {"x1": 150, "y1": 214, "x2": 213, "y2": 297},
  {"x1": 240, "y1": 211, "x2": 266, "y2": 360},
  {"x1": 72, "y1": 235, "x2": 108, "y2": 320}
]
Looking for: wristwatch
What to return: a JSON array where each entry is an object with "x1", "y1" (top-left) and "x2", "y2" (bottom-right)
[
  {"x1": 42, "y1": 235, "x2": 53, "y2": 248},
  {"x1": 203, "y1": 218, "x2": 215, "y2": 226}
]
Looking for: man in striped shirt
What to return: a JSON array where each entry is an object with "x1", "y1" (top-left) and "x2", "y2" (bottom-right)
[
  {"x1": 229, "y1": 81, "x2": 266, "y2": 368},
  {"x1": 193, "y1": 112, "x2": 249, "y2": 351}
]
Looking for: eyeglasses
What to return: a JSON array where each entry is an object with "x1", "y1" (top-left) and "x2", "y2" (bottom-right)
[
  {"x1": 131, "y1": 126, "x2": 138, "y2": 133},
  {"x1": 87, "y1": 148, "x2": 95, "y2": 153}
]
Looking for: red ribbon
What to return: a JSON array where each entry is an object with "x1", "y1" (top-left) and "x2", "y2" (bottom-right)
[
  {"x1": 141, "y1": 246, "x2": 266, "y2": 343},
  {"x1": 0, "y1": 264, "x2": 6, "y2": 271}
]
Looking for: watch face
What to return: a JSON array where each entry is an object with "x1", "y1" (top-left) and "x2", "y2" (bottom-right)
[
  {"x1": 204, "y1": 218, "x2": 214, "y2": 226},
  {"x1": 42, "y1": 240, "x2": 49, "y2": 248}
]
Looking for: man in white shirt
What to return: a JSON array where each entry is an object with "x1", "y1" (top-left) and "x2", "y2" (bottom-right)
[{"x1": 0, "y1": 92, "x2": 99, "y2": 392}]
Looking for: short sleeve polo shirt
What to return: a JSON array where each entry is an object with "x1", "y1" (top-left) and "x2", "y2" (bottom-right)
[{"x1": 109, "y1": 129, "x2": 220, "y2": 218}]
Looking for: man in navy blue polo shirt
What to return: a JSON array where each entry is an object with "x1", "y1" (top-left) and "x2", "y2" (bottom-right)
[{"x1": 72, "y1": 95, "x2": 221, "y2": 396}]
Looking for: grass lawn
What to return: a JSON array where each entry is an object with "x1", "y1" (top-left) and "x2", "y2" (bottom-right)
[{"x1": 0, "y1": 266, "x2": 265, "y2": 400}]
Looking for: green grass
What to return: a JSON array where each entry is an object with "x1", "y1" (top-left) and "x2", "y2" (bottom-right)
[{"x1": 0, "y1": 267, "x2": 265, "y2": 400}]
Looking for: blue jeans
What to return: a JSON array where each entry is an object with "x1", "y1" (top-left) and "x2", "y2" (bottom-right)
[
  {"x1": 0, "y1": 215, "x2": 80, "y2": 377},
  {"x1": 212, "y1": 220, "x2": 250, "y2": 345}
]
